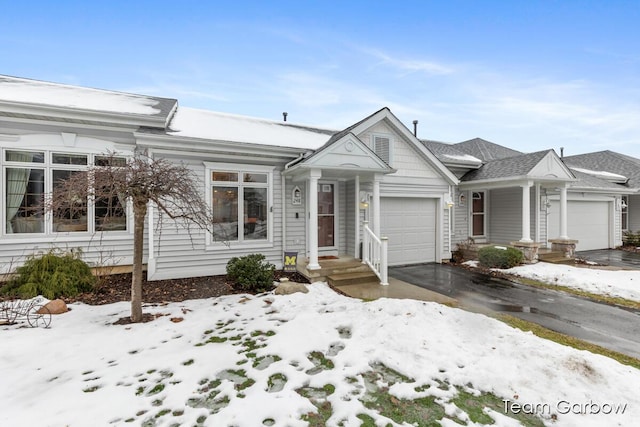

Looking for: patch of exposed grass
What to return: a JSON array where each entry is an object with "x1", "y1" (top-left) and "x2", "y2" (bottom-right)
[
  {"x1": 253, "y1": 354, "x2": 282, "y2": 369},
  {"x1": 267, "y1": 373, "x2": 287, "y2": 393},
  {"x1": 306, "y1": 351, "x2": 335, "y2": 374},
  {"x1": 497, "y1": 313, "x2": 640, "y2": 370},
  {"x1": 453, "y1": 387, "x2": 545, "y2": 427},
  {"x1": 147, "y1": 383, "x2": 165, "y2": 396}
]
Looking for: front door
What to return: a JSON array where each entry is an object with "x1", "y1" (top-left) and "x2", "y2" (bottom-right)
[{"x1": 318, "y1": 182, "x2": 336, "y2": 249}]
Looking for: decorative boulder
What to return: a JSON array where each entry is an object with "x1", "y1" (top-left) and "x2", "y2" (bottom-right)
[
  {"x1": 274, "y1": 282, "x2": 309, "y2": 295},
  {"x1": 38, "y1": 299, "x2": 68, "y2": 315}
]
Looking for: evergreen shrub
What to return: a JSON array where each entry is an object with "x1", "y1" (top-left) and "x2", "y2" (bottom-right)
[
  {"x1": 226, "y1": 254, "x2": 275, "y2": 293},
  {"x1": 1, "y1": 249, "x2": 95, "y2": 299},
  {"x1": 478, "y1": 246, "x2": 523, "y2": 269}
]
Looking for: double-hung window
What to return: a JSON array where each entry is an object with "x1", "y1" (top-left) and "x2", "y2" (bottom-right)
[
  {"x1": 3, "y1": 150, "x2": 127, "y2": 236},
  {"x1": 207, "y1": 163, "x2": 272, "y2": 246}
]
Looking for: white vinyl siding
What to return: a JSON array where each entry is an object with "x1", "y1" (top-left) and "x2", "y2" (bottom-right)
[
  {"x1": 488, "y1": 188, "x2": 522, "y2": 244},
  {"x1": 150, "y1": 157, "x2": 283, "y2": 280}
]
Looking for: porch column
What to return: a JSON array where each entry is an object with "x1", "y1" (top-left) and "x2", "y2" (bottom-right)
[
  {"x1": 308, "y1": 169, "x2": 322, "y2": 270},
  {"x1": 520, "y1": 181, "x2": 533, "y2": 242},
  {"x1": 559, "y1": 184, "x2": 569, "y2": 239},
  {"x1": 372, "y1": 174, "x2": 382, "y2": 237},
  {"x1": 354, "y1": 175, "x2": 360, "y2": 258}
]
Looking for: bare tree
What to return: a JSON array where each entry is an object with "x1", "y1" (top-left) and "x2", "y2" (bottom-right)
[{"x1": 48, "y1": 152, "x2": 213, "y2": 322}]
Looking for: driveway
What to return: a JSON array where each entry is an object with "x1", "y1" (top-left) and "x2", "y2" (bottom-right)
[
  {"x1": 389, "y1": 263, "x2": 640, "y2": 359},
  {"x1": 577, "y1": 249, "x2": 640, "y2": 269}
]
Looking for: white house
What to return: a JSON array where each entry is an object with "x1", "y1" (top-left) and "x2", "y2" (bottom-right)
[
  {"x1": 0, "y1": 75, "x2": 634, "y2": 284},
  {"x1": 0, "y1": 76, "x2": 458, "y2": 283}
]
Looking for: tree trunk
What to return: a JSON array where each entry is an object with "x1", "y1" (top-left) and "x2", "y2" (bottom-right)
[{"x1": 130, "y1": 202, "x2": 147, "y2": 322}]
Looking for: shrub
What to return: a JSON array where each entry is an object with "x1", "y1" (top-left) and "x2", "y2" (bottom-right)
[
  {"x1": 1, "y1": 249, "x2": 95, "y2": 299},
  {"x1": 622, "y1": 230, "x2": 640, "y2": 247},
  {"x1": 478, "y1": 246, "x2": 523, "y2": 269},
  {"x1": 226, "y1": 254, "x2": 275, "y2": 293}
]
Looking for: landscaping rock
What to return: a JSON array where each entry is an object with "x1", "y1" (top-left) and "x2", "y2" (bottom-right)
[
  {"x1": 38, "y1": 299, "x2": 68, "y2": 315},
  {"x1": 274, "y1": 282, "x2": 309, "y2": 295}
]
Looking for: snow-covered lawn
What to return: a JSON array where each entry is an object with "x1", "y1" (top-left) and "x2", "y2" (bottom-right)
[
  {"x1": 2, "y1": 283, "x2": 639, "y2": 427},
  {"x1": 498, "y1": 262, "x2": 640, "y2": 302}
]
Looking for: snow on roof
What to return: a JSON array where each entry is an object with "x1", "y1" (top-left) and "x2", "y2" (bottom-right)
[
  {"x1": 0, "y1": 75, "x2": 163, "y2": 116},
  {"x1": 167, "y1": 107, "x2": 335, "y2": 150},
  {"x1": 441, "y1": 153, "x2": 482, "y2": 163},
  {"x1": 570, "y1": 167, "x2": 628, "y2": 183}
]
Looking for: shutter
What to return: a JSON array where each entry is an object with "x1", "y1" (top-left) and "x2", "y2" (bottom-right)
[{"x1": 373, "y1": 135, "x2": 390, "y2": 164}]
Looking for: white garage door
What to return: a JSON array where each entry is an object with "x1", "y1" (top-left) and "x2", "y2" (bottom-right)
[
  {"x1": 380, "y1": 197, "x2": 436, "y2": 266},
  {"x1": 548, "y1": 200, "x2": 610, "y2": 251}
]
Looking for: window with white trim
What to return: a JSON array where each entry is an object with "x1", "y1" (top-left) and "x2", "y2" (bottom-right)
[
  {"x1": 3, "y1": 149, "x2": 127, "y2": 235},
  {"x1": 208, "y1": 165, "x2": 272, "y2": 244},
  {"x1": 622, "y1": 195, "x2": 629, "y2": 231},
  {"x1": 372, "y1": 134, "x2": 391, "y2": 164},
  {"x1": 471, "y1": 191, "x2": 485, "y2": 237}
]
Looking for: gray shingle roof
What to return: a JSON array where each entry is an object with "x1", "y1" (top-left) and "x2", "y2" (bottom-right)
[
  {"x1": 563, "y1": 150, "x2": 640, "y2": 189},
  {"x1": 460, "y1": 150, "x2": 552, "y2": 181},
  {"x1": 569, "y1": 168, "x2": 626, "y2": 190},
  {"x1": 421, "y1": 140, "x2": 483, "y2": 166},
  {"x1": 453, "y1": 137, "x2": 523, "y2": 161}
]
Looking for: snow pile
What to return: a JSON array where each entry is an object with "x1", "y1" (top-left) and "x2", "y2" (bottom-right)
[
  {"x1": 0, "y1": 283, "x2": 638, "y2": 426},
  {"x1": 502, "y1": 263, "x2": 640, "y2": 302}
]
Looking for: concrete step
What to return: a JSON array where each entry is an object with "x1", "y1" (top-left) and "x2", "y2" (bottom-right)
[
  {"x1": 328, "y1": 271, "x2": 380, "y2": 287},
  {"x1": 539, "y1": 256, "x2": 575, "y2": 265},
  {"x1": 304, "y1": 261, "x2": 373, "y2": 280}
]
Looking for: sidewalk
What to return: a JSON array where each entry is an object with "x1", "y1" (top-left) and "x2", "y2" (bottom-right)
[{"x1": 333, "y1": 277, "x2": 458, "y2": 306}]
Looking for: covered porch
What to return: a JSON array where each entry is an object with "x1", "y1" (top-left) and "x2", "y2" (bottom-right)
[
  {"x1": 456, "y1": 150, "x2": 578, "y2": 261},
  {"x1": 283, "y1": 132, "x2": 395, "y2": 284}
]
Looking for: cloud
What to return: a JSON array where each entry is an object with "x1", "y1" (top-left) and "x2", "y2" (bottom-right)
[{"x1": 363, "y1": 48, "x2": 455, "y2": 75}]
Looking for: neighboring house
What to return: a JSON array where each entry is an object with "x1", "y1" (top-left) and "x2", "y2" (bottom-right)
[
  {"x1": 424, "y1": 138, "x2": 629, "y2": 254},
  {"x1": 0, "y1": 75, "x2": 458, "y2": 281},
  {"x1": 562, "y1": 151, "x2": 640, "y2": 234}
]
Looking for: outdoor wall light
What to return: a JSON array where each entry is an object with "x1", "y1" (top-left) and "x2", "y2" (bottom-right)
[
  {"x1": 359, "y1": 191, "x2": 370, "y2": 209},
  {"x1": 458, "y1": 193, "x2": 466, "y2": 207},
  {"x1": 445, "y1": 198, "x2": 454, "y2": 208}
]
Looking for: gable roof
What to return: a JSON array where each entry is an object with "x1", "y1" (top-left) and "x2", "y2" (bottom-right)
[
  {"x1": 291, "y1": 131, "x2": 395, "y2": 175},
  {"x1": 453, "y1": 137, "x2": 523, "y2": 161},
  {"x1": 0, "y1": 75, "x2": 177, "y2": 128},
  {"x1": 563, "y1": 150, "x2": 640, "y2": 190},
  {"x1": 460, "y1": 150, "x2": 575, "y2": 184},
  {"x1": 343, "y1": 107, "x2": 459, "y2": 184}
]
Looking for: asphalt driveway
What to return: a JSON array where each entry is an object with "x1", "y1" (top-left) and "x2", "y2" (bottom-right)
[
  {"x1": 577, "y1": 249, "x2": 640, "y2": 269},
  {"x1": 389, "y1": 263, "x2": 640, "y2": 359}
]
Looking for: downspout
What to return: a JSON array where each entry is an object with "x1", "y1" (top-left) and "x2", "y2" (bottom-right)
[
  {"x1": 281, "y1": 173, "x2": 287, "y2": 265},
  {"x1": 285, "y1": 152, "x2": 308, "y2": 170}
]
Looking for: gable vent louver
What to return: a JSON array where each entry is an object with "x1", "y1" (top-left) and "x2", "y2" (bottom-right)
[{"x1": 373, "y1": 135, "x2": 391, "y2": 164}]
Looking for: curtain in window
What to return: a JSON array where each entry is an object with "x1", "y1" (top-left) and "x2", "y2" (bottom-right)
[{"x1": 6, "y1": 168, "x2": 31, "y2": 234}]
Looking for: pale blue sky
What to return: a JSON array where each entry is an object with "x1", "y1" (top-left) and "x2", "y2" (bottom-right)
[{"x1": 2, "y1": 1, "x2": 640, "y2": 157}]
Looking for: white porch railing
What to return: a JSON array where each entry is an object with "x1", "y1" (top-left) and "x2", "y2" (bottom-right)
[{"x1": 362, "y1": 221, "x2": 389, "y2": 285}]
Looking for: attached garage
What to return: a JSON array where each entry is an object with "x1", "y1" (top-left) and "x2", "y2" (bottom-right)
[
  {"x1": 548, "y1": 200, "x2": 611, "y2": 251},
  {"x1": 380, "y1": 197, "x2": 437, "y2": 265}
]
